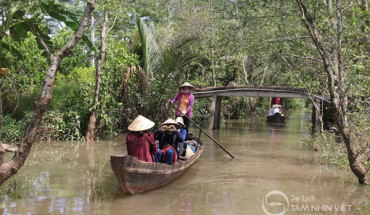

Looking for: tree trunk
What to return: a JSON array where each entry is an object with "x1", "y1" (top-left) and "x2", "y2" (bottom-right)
[
  {"x1": 249, "y1": 98, "x2": 258, "y2": 117},
  {"x1": 336, "y1": 0, "x2": 348, "y2": 125},
  {"x1": 166, "y1": 0, "x2": 173, "y2": 33},
  {"x1": 0, "y1": 86, "x2": 4, "y2": 165},
  {"x1": 90, "y1": 16, "x2": 95, "y2": 66},
  {"x1": 360, "y1": 0, "x2": 368, "y2": 10},
  {"x1": 250, "y1": 64, "x2": 267, "y2": 117},
  {"x1": 241, "y1": 56, "x2": 250, "y2": 85},
  {"x1": 86, "y1": 11, "x2": 108, "y2": 142},
  {"x1": 211, "y1": 40, "x2": 216, "y2": 87},
  {"x1": 311, "y1": 98, "x2": 324, "y2": 133},
  {"x1": 326, "y1": 0, "x2": 333, "y2": 11},
  {"x1": 210, "y1": 0, "x2": 216, "y2": 87},
  {"x1": 0, "y1": 85, "x2": 2, "y2": 142},
  {"x1": 0, "y1": 0, "x2": 95, "y2": 185},
  {"x1": 198, "y1": 63, "x2": 205, "y2": 87},
  {"x1": 296, "y1": 0, "x2": 368, "y2": 185}
]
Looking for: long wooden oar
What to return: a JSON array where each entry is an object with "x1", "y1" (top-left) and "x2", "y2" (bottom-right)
[{"x1": 169, "y1": 102, "x2": 235, "y2": 159}]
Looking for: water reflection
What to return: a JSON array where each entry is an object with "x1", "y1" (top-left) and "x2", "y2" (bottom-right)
[
  {"x1": 85, "y1": 142, "x2": 98, "y2": 214},
  {"x1": 266, "y1": 123, "x2": 286, "y2": 148},
  {"x1": 0, "y1": 140, "x2": 120, "y2": 214},
  {"x1": 0, "y1": 111, "x2": 368, "y2": 214}
]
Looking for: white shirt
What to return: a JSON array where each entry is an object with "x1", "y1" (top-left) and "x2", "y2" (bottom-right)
[{"x1": 268, "y1": 107, "x2": 281, "y2": 116}]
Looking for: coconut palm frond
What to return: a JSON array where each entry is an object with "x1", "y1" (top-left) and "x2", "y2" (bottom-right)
[{"x1": 137, "y1": 17, "x2": 162, "y2": 80}]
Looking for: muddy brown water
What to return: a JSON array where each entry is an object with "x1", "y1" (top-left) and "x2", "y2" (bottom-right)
[{"x1": 0, "y1": 111, "x2": 368, "y2": 215}]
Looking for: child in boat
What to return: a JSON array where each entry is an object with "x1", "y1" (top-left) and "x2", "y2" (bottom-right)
[
  {"x1": 170, "y1": 82, "x2": 195, "y2": 140},
  {"x1": 176, "y1": 117, "x2": 187, "y2": 156},
  {"x1": 153, "y1": 119, "x2": 184, "y2": 165},
  {"x1": 126, "y1": 115, "x2": 158, "y2": 162},
  {"x1": 176, "y1": 117, "x2": 187, "y2": 140},
  {"x1": 176, "y1": 117, "x2": 197, "y2": 157}
]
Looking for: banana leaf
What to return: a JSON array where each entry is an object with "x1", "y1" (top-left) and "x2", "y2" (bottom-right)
[{"x1": 39, "y1": 1, "x2": 96, "y2": 52}]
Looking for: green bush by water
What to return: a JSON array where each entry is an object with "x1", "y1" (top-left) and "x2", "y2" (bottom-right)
[{"x1": 303, "y1": 111, "x2": 369, "y2": 171}]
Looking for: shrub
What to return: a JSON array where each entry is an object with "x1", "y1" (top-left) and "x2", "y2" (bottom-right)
[
  {"x1": 39, "y1": 110, "x2": 83, "y2": 141},
  {"x1": 303, "y1": 111, "x2": 369, "y2": 170},
  {"x1": 1, "y1": 115, "x2": 28, "y2": 143}
]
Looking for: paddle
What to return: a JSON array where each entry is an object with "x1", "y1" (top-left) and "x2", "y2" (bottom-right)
[{"x1": 169, "y1": 101, "x2": 235, "y2": 159}]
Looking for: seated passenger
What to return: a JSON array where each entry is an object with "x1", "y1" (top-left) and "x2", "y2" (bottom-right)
[
  {"x1": 176, "y1": 117, "x2": 187, "y2": 140},
  {"x1": 267, "y1": 105, "x2": 282, "y2": 116},
  {"x1": 153, "y1": 119, "x2": 184, "y2": 165},
  {"x1": 126, "y1": 115, "x2": 157, "y2": 162},
  {"x1": 176, "y1": 117, "x2": 187, "y2": 156}
]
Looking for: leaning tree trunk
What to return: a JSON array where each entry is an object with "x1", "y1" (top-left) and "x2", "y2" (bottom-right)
[
  {"x1": 210, "y1": 0, "x2": 216, "y2": 87},
  {"x1": 361, "y1": 0, "x2": 368, "y2": 11},
  {"x1": 0, "y1": 86, "x2": 4, "y2": 164},
  {"x1": 90, "y1": 16, "x2": 95, "y2": 66},
  {"x1": 0, "y1": 0, "x2": 96, "y2": 185},
  {"x1": 249, "y1": 98, "x2": 258, "y2": 117},
  {"x1": 90, "y1": 15, "x2": 95, "y2": 66},
  {"x1": 0, "y1": 84, "x2": 3, "y2": 142},
  {"x1": 296, "y1": 0, "x2": 368, "y2": 185},
  {"x1": 86, "y1": 11, "x2": 108, "y2": 142}
]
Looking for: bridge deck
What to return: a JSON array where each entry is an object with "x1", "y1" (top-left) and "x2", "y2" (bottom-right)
[
  {"x1": 193, "y1": 86, "x2": 308, "y2": 99},
  {"x1": 190, "y1": 85, "x2": 326, "y2": 130}
]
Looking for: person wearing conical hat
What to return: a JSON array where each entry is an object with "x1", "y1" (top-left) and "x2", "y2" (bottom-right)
[
  {"x1": 126, "y1": 115, "x2": 158, "y2": 162},
  {"x1": 176, "y1": 117, "x2": 187, "y2": 140},
  {"x1": 176, "y1": 117, "x2": 188, "y2": 157},
  {"x1": 170, "y1": 82, "x2": 195, "y2": 140},
  {"x1": 153, "y1": 118, "x2": 184, "y2": 165}
]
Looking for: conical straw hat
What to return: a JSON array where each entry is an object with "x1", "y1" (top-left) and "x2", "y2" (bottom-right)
[
  {"x1": 128, "y1": 115, "x2": 155, "y2": 131},
  {"x1": 175, "y1": 117, "x2": 186, "y2": 127},
  {"x1": 161, "y1": 118, "x2": 179, "y2": 127},
  {"x1": 179, "y1": 82, "x2": 195, "y2": 91}
]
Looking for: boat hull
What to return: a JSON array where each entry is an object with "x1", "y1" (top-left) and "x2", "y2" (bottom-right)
[
  {"x1": 266, "y1": 112, "x2": 287, "y2": 123},
  {"x1": 111, "y1": 139, "x2": 203, "y2": 194}
]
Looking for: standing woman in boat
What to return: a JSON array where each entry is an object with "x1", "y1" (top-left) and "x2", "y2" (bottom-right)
[
  {"x1": 125, "y1": 115, "x2": 158, "y2": 162},
  {"x1": 271, "y1": 97, "x2": 281, "y2": 106},
  {"x1": 170, "y1": 82, "x2": 195, "y2": 140}
]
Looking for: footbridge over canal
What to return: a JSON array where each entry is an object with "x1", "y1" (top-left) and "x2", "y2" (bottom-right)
[{"x1": 192, "y1": 86, "x2": 329, "y2": 130}]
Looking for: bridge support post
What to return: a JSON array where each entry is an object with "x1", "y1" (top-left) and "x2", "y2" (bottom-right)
[
  {"x1": 209, "y1": 94, "x2": 222, "y2": 129},
  {"x1": 312, "y1": 98, "x2": 322, "y2": 133}
]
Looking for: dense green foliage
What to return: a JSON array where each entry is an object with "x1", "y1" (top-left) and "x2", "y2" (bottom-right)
[{"x1": 0, "y1": 0, "x2": 368, "y2": 147}]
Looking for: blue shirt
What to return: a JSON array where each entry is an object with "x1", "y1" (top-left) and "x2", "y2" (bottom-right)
[{"x1": 179, "y1": 128, "x2": 187, "y2": 140}]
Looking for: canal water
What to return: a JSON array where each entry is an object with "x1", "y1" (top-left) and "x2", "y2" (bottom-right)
[{"x1": 0, "y1": 111, "x2": 368, "y2": 214}]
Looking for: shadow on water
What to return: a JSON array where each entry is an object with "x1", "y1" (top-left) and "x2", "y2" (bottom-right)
[{"x1": 0, "y1": 111, "x2": 368, "y2": 214}]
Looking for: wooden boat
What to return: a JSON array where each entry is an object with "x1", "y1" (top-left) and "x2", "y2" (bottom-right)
[
  {"x1": 266, "y1": 112, "x2": 287, "y2": 123},
  {"x1": 111, "y1": 137, "x2": 203, "y2": 194}
]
